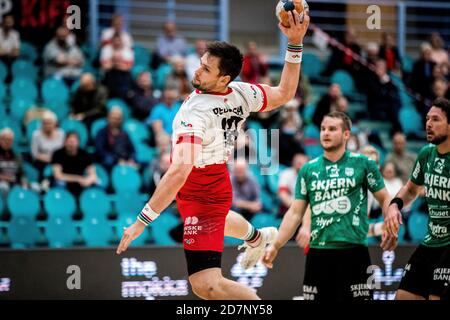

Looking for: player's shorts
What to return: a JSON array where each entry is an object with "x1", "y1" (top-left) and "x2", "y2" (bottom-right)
[
  {"x1": 302, "y1": 245, "x2": 373, "y2": 301},
  {"x1": 176, "y1": 163, "x2": 232, "y2": 253},
  {"x1": 398, "y1": 244, "x2": 450, "y2": 299}
]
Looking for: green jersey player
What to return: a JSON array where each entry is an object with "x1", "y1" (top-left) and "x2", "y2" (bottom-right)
[
  {"x1": 391, "y1": 98, "x2": 450, "y2": 300},
  {"x1": 263, "y1": 111, "x2": 399, "y2": 301}
]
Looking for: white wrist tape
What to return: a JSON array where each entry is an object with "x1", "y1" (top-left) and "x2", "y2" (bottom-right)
[
  {"x1": 137, "y1": 203, "x2": 159, "y2": 226},
  {"x1": 285, "y1": 44, "x2": 303, "y2": 64}
]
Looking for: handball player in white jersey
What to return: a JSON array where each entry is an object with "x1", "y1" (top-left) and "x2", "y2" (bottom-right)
[{"x1": 116, "y1": 12, "x2": 310, "y2": 300}]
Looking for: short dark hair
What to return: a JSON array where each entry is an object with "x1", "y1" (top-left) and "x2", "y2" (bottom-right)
[
  {"x1": 323, "y1": 111, "x2": 352, "y2": 131},
  {"x1": 206, "y1": 41, "x2": 243, "y2": 83},
  {"x1": 432, "y1": 98, "x2": 450, "y2": 123},
  {"x1": 65, "y1": 131, "x2": 79, "y2": 141}
]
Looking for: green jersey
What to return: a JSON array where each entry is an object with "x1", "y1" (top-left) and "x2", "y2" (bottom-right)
[
  {"x1": 410, "y1": 144, "x2": 450, "y2": 247},
  {"x1": 295, "y1": 151, "x2": 385, "y2": 249}
]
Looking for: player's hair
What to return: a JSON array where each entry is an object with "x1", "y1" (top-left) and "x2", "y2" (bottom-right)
[
  {"x1": 324, "y1": 111, "x2": 352, "y2": 131},
  {"x1": 206, "y1": 41, "x2": 243, "y2": 83},
  {"x1": 432, "y1": 98, "x2": 450, "y2": 123}
]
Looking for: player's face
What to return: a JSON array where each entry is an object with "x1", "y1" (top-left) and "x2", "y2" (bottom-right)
[
  {"x1": 192, "y1": 53, "x2": 229, "y2": 92},
  {"x1": 426, "y1": 107, "x2": 449, "y2": 145},
  {"x1": 320, "y1": 117, "x2": 350, "y2": 152}
]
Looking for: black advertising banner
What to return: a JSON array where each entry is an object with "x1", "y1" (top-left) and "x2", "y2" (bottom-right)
[{"x1": 0, "y1": 244, "x2": 417, "y2": 300}]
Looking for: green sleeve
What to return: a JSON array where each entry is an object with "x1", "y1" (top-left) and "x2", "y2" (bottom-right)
[
  {"x1": 410, "y1": 145, "x2": 430, "y2": 185},
  {"x1": 294, "y1": 163, "x2": 309, "y2": 201},
  {"x1": 366, "y1": 157, "x2": 385, "y2": 193}
]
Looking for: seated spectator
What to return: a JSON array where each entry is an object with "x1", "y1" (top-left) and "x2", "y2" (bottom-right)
[
  {"x1": 241, "y1": 41, "x2": 269, "y2": 84},
  {"x1": 234, "y1": 131, "x2": 256, "y2": 162},
  {"x1": 410, "y1": 43, "x2": 436, "y2": 102},
  {"x1": 429, "y1": 32, "x2": 449, "y2": 66},
  {"x1": 277, "y1": 153, "x2": 308, "y2": 217},
  {"x1": 382, "y1": 161, "x2": 403, "y2": 198},
  {"x1": 127, "y1": 70, "x2": 159, "y2": 120},
  {"x1": 31, "y1": 111, "x2": 65, "y2": 178},
  {"x1": 278, "y1": 100, "x2": 305, "y2": 167},
  {"x1": 165, "y1": 56, "x2": 193, "y2": 100},
  {"x1": 366, "y1": 59, "x2": 402, "y2": 133},
  {"x1": 152, "y1": 21, "x2": 187, "y2": 69},
  {"x1": 95, "y1": 107, "x2": 136, "y2": 171},
  {"x1": 43, "y1": 26, "x2": 84, "y2": 85},
  {"x1": 0, "y1": 15, "x2": 20, "y2": 82},
  {"x1": 147, "y1": 87, "x2": 182, "y2": 139},
  {"x1": 147, "y1": 152, "x2": 171, "y2": 194},
  {"x1": 385, "y1": 132, "x2": 416, "y2": 184},
  {"x1": 312, "y1": 83, "x2": 342, "y2": 128},
  {"x1": 230, "y1": 159, "x2": 262, "y2": 221},
  {"x1": 101, "y1": 33, "x2": 134, "y2": 99},
  {"x1": 52, "y1": 132, "x2": 97, "y2": 197},
  {"x1": 100, "y1": 15, "x2": 133, "y2": 49},
  {"x1": 432, "y1": 78, "x2": 448, "y2": 101},
  {"x1": 379, "y1": 32, "x2": 402, "y2": 72},
  {"x1": 185, "y1": 39, "x2": 207, "y2": 81},
  {"x1": 70, "y1": 73, "x2": 108, "y2": 129},
  {"x1": 365, "y1": 42, "x2": 380, "y2": 66},
  {"x1": 0, "y1": 128, "x2": 24, "y2": 195}
]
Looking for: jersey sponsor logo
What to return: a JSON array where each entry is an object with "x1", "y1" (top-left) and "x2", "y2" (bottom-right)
[
  {"x1": 250, "y1": 86, "x2": 258, "y2": 99},
  {"x1": 412, "y1": 162, "x2": 421, "y2": 180},
  {"x1": 180, "y1": 121, "x2": 193, "y2": 128},
  {"x1": 184, "y1": 238, "x2": 195, "y2": 245},
  {"x1": 428, "y1": 221, "x2": 448, "y2": 237},
  {"x1": 345, "y1": 167, "x2": 354, "y2": 177},
  {"x1": 185, "y1": 216, "x2": 199, "y2": 225},
  {"x1": 434, "y1": 158, "x2": 445, "y2": 174},
  {"x1": 184, "y1": 216, "x2": 202, "y2": 235},
  {"x1": 213, "y1": 106, "x2": 244, "y2": 116},
  {"x1": 424, "y1": 186, "x2": 450, "y2": 201},
  {"x1": 312, "y1": 196, "x2": 352, "y2": 215},
  {"x1": 300, "y1": 177, "x2": 307, "y2": 196},
  {"x1": 316, "y1": 217, "x2": 333, "y2": 228},
  {"x1": 311, "y1": 172, "x2": 319, "y2": 178},
  {"x1": 367, "y1": 173, "x2": 378, "y2": 188},
  {"x1": 352, "y1": 215, "x2": 360, "y2": 226},
  {"x1": 433, "y1": 268, "x2": 450, "y2": 282},
  {"x1": 326, "y1": 164, "x2": 340, "y2": 178}
]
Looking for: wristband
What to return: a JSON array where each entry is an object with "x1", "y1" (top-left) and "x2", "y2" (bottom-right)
[
  {"x1": 285, "y1": 44, "x2": 303, "y2": 64},
  {"x1": 137, "y1": 203, "x2": 159, "y2": 226},
  {"x1": 389, "y1": 197, "x2": 404, "y2": 210}
]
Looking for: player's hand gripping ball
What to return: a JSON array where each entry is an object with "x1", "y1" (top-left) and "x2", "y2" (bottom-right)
[{"x1": 276, "y1": 0, "x2": 309, "y2": 27}]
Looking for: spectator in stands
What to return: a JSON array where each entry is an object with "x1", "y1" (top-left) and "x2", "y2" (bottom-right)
[
  {"x1": 100, "y1": 15, "x2": 134, "y2": 49},
  {"x1": 277, "y1": 153, "x2": 308, "y2": 217},
  {"x1": 410, "y1": 43, "x2": 436, "y2": 102},
  {"x1": 366, "y1": 59, "x2": 402, "y2": 133},
  {"x1": 31, "y1": 111, "x2": 65, "y2": 178},
  {"x1": 234, "y1": 132, "x2": 256, "y2": 162},
  {"x1": 95, "y1": 107, "x2": 136, "y2": 171},
  {"x1": 165, "y1": 56, "x2": 193, "y2": 100},
  {"x1": 429, "y1": 32, "x2": 449, "y2": 66},
  {"x1": 147, "y1": 87, "x2": 182, "y2": 139},
  {"x1": 230, "y1": 159, "x2": 262, "y2": 221},
  {"x1": 379, "y1": 32, "x2": 402, "y2": 72},
  {"x1": 381, "y1": 161, "x2": 403, "y2": 198},
  {"x1": 70, "y1": 73, "x2": 108, "y2": 129},
  {"x1": 312, "y1": 83, "x2": 342, "y2": 128},
  {"x1": 147, "y1": 152, "x2": 171, "y2": 194},
  {"x1": 322, "y1": 28, "x2": 362, "y2": 82},
  {"x1": 0, "y1": 15, "x2": 20, "y2": 82},
  {"x1": 101, "y1": 33, "x2": 134, "y2": 99},
  {"x1": 0, "y1": 128, "x2": 24, "y2": 195},
  {"x1": 127, "y1": 70, "x2": 158, "y2": 120},
  {"x1": 152, "y1": 21, "x2": 187, "y2": 69},
  {"x1": 43, "y1": 26, "x2": 84, "y2": 85},
  {"x1": 185, "y1": 39, "x2": 207, "y2": 81},
  {"x1": 294, "y1": 74, "x2": 312, "y2": 111},
  {"x1": 365, "y1": 42, "x2": 379, "y2": 66},
  {"x1": 52, "y1": 132, "x2": 97, "y2": 197},
  {"x1": 432, "y1": 78, "x2": 448, "y2": 100},
  {"x1": 279, "y1": 99, "x2": 305, "y2": 166},
  {"x1": 385, "y1": 132, "x2": 416, "y2": 184},
  {"x1": 241, "y1": 41, "x2": 270, "y2": 84}
]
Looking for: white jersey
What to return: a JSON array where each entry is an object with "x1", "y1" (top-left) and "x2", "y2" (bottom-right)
[{"x1": 172, "y1": 82, "x2": 268, "y2": 167}]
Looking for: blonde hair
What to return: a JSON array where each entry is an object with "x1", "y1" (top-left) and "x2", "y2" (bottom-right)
[{"x1": 361, "y1": 145, "x2": 380, "y2": 165}]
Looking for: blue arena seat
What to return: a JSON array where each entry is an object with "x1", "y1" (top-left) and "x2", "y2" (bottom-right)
[
  {"x1": 10, "y1": 79, "x2": 38, "y2": 101},
  {"x1": 123, "y1": 119, "x2": 150, "y2": 144},
  {"x1": 92, "y1": 164, "x2": 109, "y2": 189},
  {"x1": 7, "y1": 216, "x2": 40, "y2": 248},
  {"x1": 12, "y1": 60, "x2": 38, "y2": 80},
  {"x1": 60, "y1": 119, "x2": 89, "y2": 148},
  {"x1": 0, "y1": 195, "x2": 4, "y2": 216},
  {"x1": 80, "y1": 216, "x2": 113, "y2": 247},
  {"x1": 0, "y1": 82, "x2": 5, "y2": 100},
  {"x1": 302, "y1": 53, "x2": 323, "y2": 78},
  {"x1": 251, "y1": 213, "x2": 280, "y2": 229},
  {"x1": 45, "y1": 100, "x2": 70, "y2": 121},
  {"x1": 330, "y1": 70, "x2": 355, "y2": 96},
  {"x1": 111, "y1": 165, "x2": 142, "y2": 192},
  {"x1": 45, "y1": 216, "x2": 77, "y2": 248},
  {"x1": 43, "y1": 188, "x2": 77, "y2": 218},
  {"x1": 7, "y1": 186, "x2": 41, "y2": 218},
  {"x1": 151, "y1": 212, "x2": 179, "y2": 245},
  {"x1": 0, "y1": 61, "x2": 7, "y2": 82},
  {"x1": 399, "y1": 107, "x2": 423, "y2": 136},
  {"x1": 90, "y1": 118, "x2": 107, "y2": 139},
  {"x1": 106, "y1": 98, "x2": 131, "y2": 120},
  {"x1": 41, "y1": 77, "x2": 70, "y2": 103},
  {"x1": 135, "y1": 143, "x2": 155, "y2": 164},
  {"x1": 408, "y1": 212, "x2": 428, "y2": 243},
  {"x1": 19, "y1": 42, "x2": 38, "y2": 62},
  {"x1": 80, "y1": 188, "x2": 111, "y2": 220},
  {"x1": 10, "y1": 99, "x2": 35, "y2": 122},
  {"x1": 133, "y1": 44, "x2": 151, "y2": 67},
  {"x1": 115, "y1": 191, "x2": 145, "y2": 217},
  {"x1": 22, "y1": 162, "x2": 40, "y2": 183}
]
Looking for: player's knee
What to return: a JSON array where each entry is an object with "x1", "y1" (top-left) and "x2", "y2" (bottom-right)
[{"x1": 189, "y1": 278, "x2": 220, "y2": 300}]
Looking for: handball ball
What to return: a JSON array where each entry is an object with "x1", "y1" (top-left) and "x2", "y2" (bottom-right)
[{"x1": 276, "y1": 0, "x2": 309, "y2": 28}]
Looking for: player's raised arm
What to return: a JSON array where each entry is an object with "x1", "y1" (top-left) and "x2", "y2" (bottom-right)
[{"x1": 259, "y1": 10, "x2": 310, "y2": 112}]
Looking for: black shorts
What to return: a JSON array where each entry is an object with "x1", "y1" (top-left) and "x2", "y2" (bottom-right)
[
  {"x1": 303, "y1": 246, "x2": 373, "y2": 301},
  {"x1": 184, "y1": 249, "x2": 222, "y2": 276},
  {"x1": 398, "y1": 244, "x2": 450, "y2": 299}
]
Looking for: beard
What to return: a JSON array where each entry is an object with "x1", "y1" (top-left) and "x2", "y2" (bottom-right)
[{"x1": 428, "y1": 133, "x2": 448, "y2": 145}]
